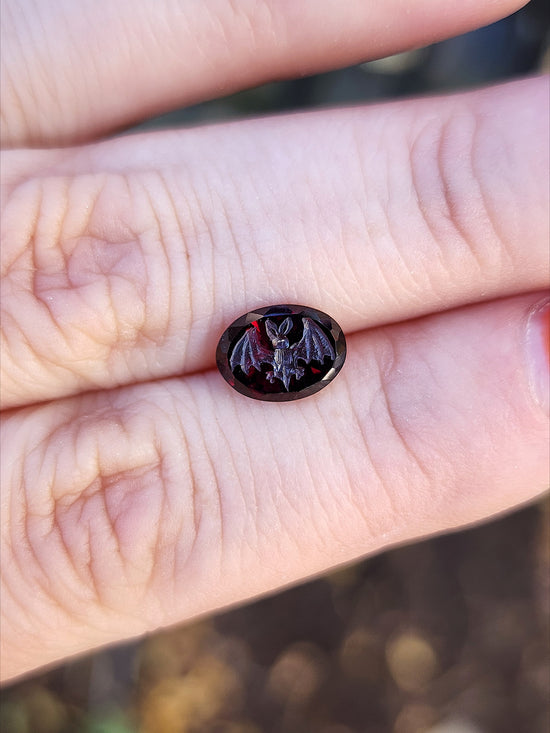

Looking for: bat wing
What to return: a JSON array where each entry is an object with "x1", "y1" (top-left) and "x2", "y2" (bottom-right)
[
  {"x1": 230, "y1": 326, "x2": 273, "y2": 374},
  {"x1": 292, "y1": 318, "x2": 335, "y2": 364}
]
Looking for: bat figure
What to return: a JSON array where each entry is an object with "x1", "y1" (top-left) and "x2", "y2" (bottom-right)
[{"x1": 230, "y1": 316, "x2": 335, "y2": 391}]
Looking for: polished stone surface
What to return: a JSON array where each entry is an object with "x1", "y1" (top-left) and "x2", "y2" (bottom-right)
[{"x1": 216, "y1": 305, "x2": 346, "y2": 401}]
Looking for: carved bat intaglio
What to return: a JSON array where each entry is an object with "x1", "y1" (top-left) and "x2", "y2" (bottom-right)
[{"x1": 230, "y1": 316, "x2": 335, "y2": 391}]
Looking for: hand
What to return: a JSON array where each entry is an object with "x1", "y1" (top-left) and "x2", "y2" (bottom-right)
[{"x1": 1, "y1": 0, "x2": 548, "y2": 682}]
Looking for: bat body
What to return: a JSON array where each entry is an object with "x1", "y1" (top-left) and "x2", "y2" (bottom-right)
[{"x1": 230, "y1": 316, "x2": 335, "y2": 391}]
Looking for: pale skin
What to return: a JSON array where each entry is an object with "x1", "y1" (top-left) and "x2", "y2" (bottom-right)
[{"x1": 0, "y1": 0, "x2": 549, "y2": 683}]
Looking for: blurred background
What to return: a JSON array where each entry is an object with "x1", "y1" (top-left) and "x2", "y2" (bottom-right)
[{"x1": 1, "y1": 2, "x2": 549, "y2": 732}]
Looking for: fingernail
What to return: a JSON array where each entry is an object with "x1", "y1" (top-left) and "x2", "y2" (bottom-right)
[{"x1": 525, "y1": 297, "x2": 550, "y2": 414}]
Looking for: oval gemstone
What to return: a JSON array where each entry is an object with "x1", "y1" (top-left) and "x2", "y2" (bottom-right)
[{"x1": 216, "y1": 305, "x2": 346, "y2": 401}]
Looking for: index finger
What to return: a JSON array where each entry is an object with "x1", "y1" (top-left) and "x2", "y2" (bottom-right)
[{"x1": 1, "y1": 0, "x2": 529, "y2": 147}]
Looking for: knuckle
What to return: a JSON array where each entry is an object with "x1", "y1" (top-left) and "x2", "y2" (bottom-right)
[
  {"x1": 409, "y1": 106, "x2": 511, "y2": 283},
  {"x1": 31, "y1": 172, "x2": 151, "y2": 345},
  {"x1": 376, "y1": 330, "x2": 458, "y2": 515},
  {"x1": 6, "y1": 386, "x2": 212, "y2": 626},
  {"x1": 344, "y1": 331, "x2": 453, "y2": 536},
  {"x1": 1, "y1": 168, "x2": 183, "y2": 402}
]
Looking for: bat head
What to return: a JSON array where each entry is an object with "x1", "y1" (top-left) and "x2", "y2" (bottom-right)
[{"x1": 265, "y1": 317, "x2": 292, "y2": 349}]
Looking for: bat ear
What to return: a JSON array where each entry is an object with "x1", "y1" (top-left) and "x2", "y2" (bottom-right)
[
  {"x1": 265, "y1": 319, "x2": 278, "y2": 341},
  {"x1": 280, "y1": 317, "x2": 292, "y2": 335}
]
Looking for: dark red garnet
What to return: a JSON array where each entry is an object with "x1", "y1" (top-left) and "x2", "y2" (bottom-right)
[{"x1": 216, "y1": 305, "x2": 346, "y2": 401}]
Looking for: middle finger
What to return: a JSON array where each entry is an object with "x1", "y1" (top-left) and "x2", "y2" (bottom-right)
[{"x1": 1, "y1": 76, "x2": 548, "y2": 409}]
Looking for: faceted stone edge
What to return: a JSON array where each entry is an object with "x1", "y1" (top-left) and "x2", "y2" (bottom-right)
[{"x1": 215, "y1": 305, "x2": 346, "y2": 401}]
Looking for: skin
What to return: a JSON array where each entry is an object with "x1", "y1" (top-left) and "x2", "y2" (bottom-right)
[{"x1": 0, "y1": 0, "x2": 548, "y2": 682}]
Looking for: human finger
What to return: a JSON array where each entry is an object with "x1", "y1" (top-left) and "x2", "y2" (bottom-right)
[
  {"x1": 0, "y1": 0, "x2": 529, "y2": 147},
  {"x1": 1, "y1": 77, "x2": 548, "y2": 410},
  {"x1": 1, "y1": 291, "x2": 548, "y2": 681}
]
